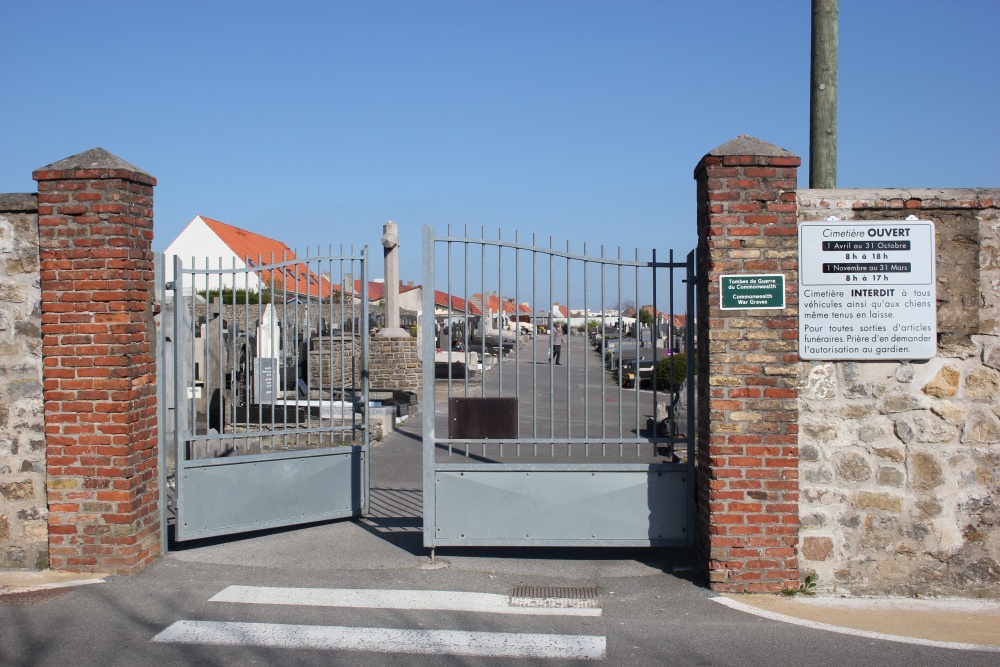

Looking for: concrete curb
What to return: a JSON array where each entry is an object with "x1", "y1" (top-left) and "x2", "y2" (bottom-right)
[
  {"x1": 0, "y1": 570, "x2": 106, "y2": 594},
  {"x1": 713, "y1": 596, "x2": 1000, "y2": 653}
]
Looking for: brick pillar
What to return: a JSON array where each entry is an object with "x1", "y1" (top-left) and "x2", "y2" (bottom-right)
[
  {"x1": 694, "y1": 136, "x2": 800, "y2": 593},
  {"x1": 34, "y1": 148, "x2": 159, "y2": 574}
]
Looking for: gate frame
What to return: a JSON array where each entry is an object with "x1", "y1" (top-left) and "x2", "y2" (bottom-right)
[
  {"x1": 420, "y1": 225, "x2": 697, "y2": 549},
  {"x1": 158, "y1": 248, "x2": 371, "y2": 544}
]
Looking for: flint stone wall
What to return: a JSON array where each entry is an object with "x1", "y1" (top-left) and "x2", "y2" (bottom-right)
[
  {"x1": 0, "y1": 194, "x2": 47, "y2": 568},
  {"x1": 797, "y1": 189, "x2": 1000, "y2": 596}
]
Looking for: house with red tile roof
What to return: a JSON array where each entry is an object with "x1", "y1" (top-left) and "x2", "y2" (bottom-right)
[
  {"x1": 432, "y1": 291, "x2": 482, "y2": 316},
  {"x1": 332, "y1": 279, "x2": 421, "y2": 304},
  {"x1": 470, "y1": 293, "x2": 526, "y2": 333},
  {"x1": 163, "y1": 215, "x2": 333, "y2": 299}
]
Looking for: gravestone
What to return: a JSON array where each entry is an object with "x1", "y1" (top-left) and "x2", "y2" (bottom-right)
[{"x1": 254, "y1": 304, "x2": 280, "y2": 403}]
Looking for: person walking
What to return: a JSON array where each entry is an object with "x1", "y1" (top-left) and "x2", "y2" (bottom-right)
[{"x1": 552, "y1": 323, "x2": 567, "y2": 365}]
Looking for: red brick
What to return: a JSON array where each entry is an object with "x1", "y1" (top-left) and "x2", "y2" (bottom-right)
[{"x1": 766, "y1": 157, "x2": 801, "y2": 167}]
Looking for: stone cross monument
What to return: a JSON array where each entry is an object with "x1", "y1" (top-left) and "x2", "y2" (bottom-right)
[{"x1": 377, "y1": 220, "x2": 409, "y2": 337}]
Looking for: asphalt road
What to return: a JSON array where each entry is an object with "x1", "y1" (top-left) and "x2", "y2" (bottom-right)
[
  {"x1": 2, "y1": 337, "x2": 996, "y2": 666},
  {"x1": 3, "y1": 523, "x2": 997, "y2": 666}
]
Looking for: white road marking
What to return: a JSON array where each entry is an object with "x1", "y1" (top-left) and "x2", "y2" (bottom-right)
[
  {"x1": 153, "y1": 620, "x2": 606, "y2": 659},
  {"x1": 210, "y1": 585, "x2": 602, "y2": 616},
  {"x1": 711, "y1": 597, "x2": 1000, "y2": 653}
]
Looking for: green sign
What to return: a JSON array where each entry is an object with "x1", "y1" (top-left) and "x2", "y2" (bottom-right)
[{"x1": 720, "y1": 274, "x2": 785, "y2": 310}]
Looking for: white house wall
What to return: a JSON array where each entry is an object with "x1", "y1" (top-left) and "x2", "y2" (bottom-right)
[
  {"x1": 398, "y1": 286, "x2": 422, "y2": 313},
  {"x1": 163, "y1": 216, "x2": 261, "y2": 292}
]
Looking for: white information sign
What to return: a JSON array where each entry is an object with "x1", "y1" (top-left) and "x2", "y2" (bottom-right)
[{"x1": 798, "y1": 220, "x2": 936, "y2": 360}]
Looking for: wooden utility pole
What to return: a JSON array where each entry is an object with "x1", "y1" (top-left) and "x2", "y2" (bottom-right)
[{"x1": 810, "y1": 0, "x2": 838, "y2": 188}]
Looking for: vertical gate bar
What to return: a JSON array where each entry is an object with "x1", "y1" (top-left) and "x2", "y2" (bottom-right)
[
  {"x1": 293, "y1": 251, "x2": 300, "y2": 444},
  {"x1": 446, "y1": 226, "x2": 453, "y2": 433},
  {"x1": 669, "y1": 248, "x2": 675, "y2": 339},
  {"x1": 203, "y1": 259, "x2": 213, "y2": 441},
  {"x1": 327, "y1": 252, "x2": 335, "y2": 436},
  {"x1": 583, "y1": 245, "x2": 589, "y2": 455},
  {"x1": 497, "y1": 230, "x2": 504, "y2": 459},
  {"x1": 195, "y1": 269, "x2": 203, "y2": 474},
  {"x1": 257, "y1": 254, "x2": 263, "y2": 447},
  {"x1": 565, "y1": 239, "x2": 571, "y2": 453},
  {"x1": 513, "y1": 231, "x2": 520, "y2": 458},
  {"x1": 306, "y1": 250, "x2": 313, "y2": 440},
  {"x1": 463, "y1": 225, "x2": 470, "y2": 403},
  {"x1": 336, "y1": 254, "x2": 340, "y2": 422},
  {"x1": 294, "y1": 253, "x2": 302, "y2": 447},
  {"x1": 667, "y1": 248, "x2": 677, "y2": 451},
  {"x1": 227, "y1": 259, "x2": 233, "y2": 447},
  {"x1": 271, "y1": 253, "x2": 279, "y2": 437},
  {"x1": 333, "y1": 254, "x2": 339, "y2": 423},
  {"x1": 224, "y1": 257, "x2": 231, "y2": 442},
  {"x1": 633, "y1": 249, "x2": 640, "y2": 457},
  {"x1": 155, "y1": 254, "x2": 167, "y2": 553},
  {"x1": 337, "y1": 250, "x2": 344, "y2": 433},
  {"x1": 302, "y1": 246, "x2": 314, "y2": 446},
  {"x1": 242, "y1": 256, "x2": 250, "y2": 450},
  {"x1": 283, "y1": 251, "x2": 292, "y2": 448},
  {"x1": 497, "y1": 229, "x2": 503, "y2": 405},
  {"x1": 686, "y1": 249, "x2": 697, "y2": 546},
  {"x1": 318, "y1": 253, "x2": 325, "y2": 438},
  {"x1": 304, "y1": 247, "x2": 312, "y2": 440},
  {"x1": 616, "y1": 248, "x2": 623, "y2": 457},
  {"x1": 216, "y1": 257, "x2": 223, "y2": 445},
  {"x1": 598, "y1": 244, "x2": 604, "y2": 458},
  {"x1": 315, "y1": 254, "x2": 322, "y2": 437},
  {"x1": 349, "y1": 250, "x2": 357, "y2": 440},
  {"x1": 209, "y1": 258, "x2": 216, "y2": 443},
  {"x1": 531, "y1": 233, "x2": 537, "y2": 454},
  {"x1": 287, "y1": 251, "x2": 295, "y2": 438},
  {"x1": 284, "y1": 250, "x2": 299, "y2": 446},
  {"x1": 173, "y1": 256, "x2": 186, "y2": 538},
  {"x1": 244, "y1": 257, "x2": 253, "y2": 449},
  {"x1": 479, "y1": 227, "x2": 486, "y2": 408},
  {"x1": 421, "y1": 225, "x2": 437, "y2": 547},
  {"x1": 229, "y1": 257, "x2": 237, "y2": 449},
  {"x1": 291, "y1": 250, "x2": 300, "y2": 436},
  {"x1": 189, "y1": 260, "x2": 197, "y2": 441},
  {"x1": 223, "y1": 257, "x2": 230, "y2": 441},
  {"x1": 548, "y1": 237, "x2": 554, "y2": 454},
  {"x1": 360, "y1": 246, "x2": 370, "y2": 515},
  {"x1": 652, "y1": 248, "x2": 659, "y2": 458},
  {"x1": 481, "y1": 229, "x2": 486, "y2": 459},
  {"x1": 669, "y1": 249, "x2": 676, "y2": 451}
]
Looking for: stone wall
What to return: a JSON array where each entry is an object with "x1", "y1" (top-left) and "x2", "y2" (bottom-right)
[
  {"x1": 797, "y1": 189, "x2": 1000, "y2": 596},
  {"x1": 370, "y1": 337, "x2": 420, "y2": 392},
  {"x1": 308, "y1": 336, "x2": 420, "y2": 394},
  {"x1": 0, "y1": 194, "x2": 47, "y2": 568},
  {"x1": 308, "y1": 339, "x2": 361, "y2": 390}
]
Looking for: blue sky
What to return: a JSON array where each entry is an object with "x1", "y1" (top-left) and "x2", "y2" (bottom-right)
[{"x1": 2, "y1": 0, "x2": 997, "y2": 287}]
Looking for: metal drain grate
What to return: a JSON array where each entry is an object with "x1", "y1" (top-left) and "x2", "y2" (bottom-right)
[
  {"x1": 510, "y1": 586, "x2": 600, "y2": 608},
  {"x1": 0, "y1": 587, "x2": 74, "y2": 606}
]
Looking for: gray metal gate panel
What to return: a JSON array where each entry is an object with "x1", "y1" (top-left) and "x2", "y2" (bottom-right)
[
  {"x1": 176, "y1": 447, "x2": 363, "y2": 541},
  {"x1": 433, "y1": 466, "x2": 688, "y2": 546},
  {"x1": 421, "y1": 225, "x2": 697, "y2": 548},
  {"x1": 161, "y1": 246, "x2": 370, "y2": 542}
]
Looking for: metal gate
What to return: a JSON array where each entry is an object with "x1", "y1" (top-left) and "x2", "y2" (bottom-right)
[
  {"x1": 421, "y1": 226, "x2": 696, "y2": 548},
  {"x1": 158, "y1": 247, "x2": 370, "y2": 541}
]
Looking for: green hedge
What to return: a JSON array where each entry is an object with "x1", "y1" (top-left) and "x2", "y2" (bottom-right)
[
  {"x1": 655, "y1": 353, "x2": 692, "y2": 392},
  {"x1": 198, "y1": 288, "x2": 275, "y2": 305}
]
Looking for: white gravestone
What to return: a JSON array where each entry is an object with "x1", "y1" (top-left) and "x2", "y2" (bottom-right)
[{"x1": 254, "y1": 304, "x2": 280, "y2": 403}]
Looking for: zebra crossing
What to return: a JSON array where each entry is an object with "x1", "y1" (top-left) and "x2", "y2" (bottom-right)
[{"x1": 152, "y1": 586, "x2": 607, "y2": 660}]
